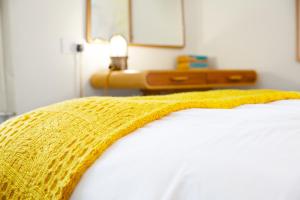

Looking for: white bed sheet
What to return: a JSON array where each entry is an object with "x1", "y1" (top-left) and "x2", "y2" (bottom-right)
[{"x1": 71, "y1": 100, "x2": 300, "y2": 200}]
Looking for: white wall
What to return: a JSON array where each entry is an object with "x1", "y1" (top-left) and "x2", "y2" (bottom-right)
[
  {"x1": 194, "y1": 0, "x2": 300, "y2": 90},
  {"x1": 2, "y1": 0, "x2": 84, "y2": 114},
  {"x1": 1, "y1": 0, "x2": 16, "y2": 113},
  {"x1": 2, "y1": 0, "x2": 198, "y2": 114},
  {"x1": 0, "y1": 3, "x2": 7, "y2": 111},
  {"x1": 2, "y1": 0, "x2": 300, "y2": 114}
]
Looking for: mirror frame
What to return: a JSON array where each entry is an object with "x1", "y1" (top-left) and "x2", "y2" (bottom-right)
[
  {"x1": 297, "y1": 0, "x2": 300, "y2": 61},
  {"x1": 86, "y1": 0, "x2": 185, "y2": 48}
]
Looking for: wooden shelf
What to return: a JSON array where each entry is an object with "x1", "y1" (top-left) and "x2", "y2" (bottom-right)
[{"x1": 90, "y1": 69, "x2": 257, "y2": 94}]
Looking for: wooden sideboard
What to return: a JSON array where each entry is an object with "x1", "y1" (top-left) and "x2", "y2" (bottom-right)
[{"x1": 90, "y1": 69, "x2": 257, "y2": 95}]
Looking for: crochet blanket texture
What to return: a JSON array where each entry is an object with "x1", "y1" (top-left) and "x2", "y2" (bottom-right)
[{"x1": 1, "y1": 90, "x2": 300, "y2": 200}]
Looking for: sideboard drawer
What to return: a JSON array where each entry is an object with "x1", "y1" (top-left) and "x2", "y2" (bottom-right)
[
  {"x1": 206, "y1": 71, "x2": 256, "y2": 84},
  {"x1": 146, "y1": 72, "x2": 206, "y2": 86}
]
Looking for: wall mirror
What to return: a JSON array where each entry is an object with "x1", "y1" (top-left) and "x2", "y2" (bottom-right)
[{"x1": 86, "y1": 0, "x2": 185, "y2": 48}]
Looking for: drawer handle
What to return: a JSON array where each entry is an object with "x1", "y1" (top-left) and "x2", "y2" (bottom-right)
[
  {"x1": 170, "y1": 76, "x2": 189, "y2": 82},
  {"x1": 227, "y1": 75, "x2": 243, "y2": 81}
]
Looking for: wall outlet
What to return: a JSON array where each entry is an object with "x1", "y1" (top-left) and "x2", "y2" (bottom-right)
[{"x1": 60, "y1": 38, "x2": 82, "y2": 54}]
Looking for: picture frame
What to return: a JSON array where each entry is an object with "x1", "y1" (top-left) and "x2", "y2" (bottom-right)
[{"x1": 296, "y1": 0, "x2": 300, "y2": 61}]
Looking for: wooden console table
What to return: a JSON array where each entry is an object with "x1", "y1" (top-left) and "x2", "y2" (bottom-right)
[{"x1": 90, "y1": 69, "x2": 257, "y2": 95}]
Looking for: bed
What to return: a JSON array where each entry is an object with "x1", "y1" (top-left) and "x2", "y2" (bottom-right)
[
  {"x1": 1, "y1": 90, "x2": 300, "y2": 200},
  {"x1": 71, "y1": 99, "x2": 300, "y2": 200}
]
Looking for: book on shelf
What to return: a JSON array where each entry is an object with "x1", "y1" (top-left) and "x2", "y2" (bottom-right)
[
  {"x1": 177, "y1": 55, "x2": 208, "y2": 63},
  {"x1": 177, "y1": 62, "x2": 209, "y2": 70}
]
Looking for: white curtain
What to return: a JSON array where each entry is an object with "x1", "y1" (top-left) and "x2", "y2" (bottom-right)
[{"x1": 0, "y1": 7, "x2": 7, "y2": 112}]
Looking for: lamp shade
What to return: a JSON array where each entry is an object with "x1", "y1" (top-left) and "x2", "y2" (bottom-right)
[{"x1": 109, "y1": 35, "x2": 128, "y2": 57}]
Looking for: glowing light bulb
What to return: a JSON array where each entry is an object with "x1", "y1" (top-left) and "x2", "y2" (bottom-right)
[{"x1": 109, "y1": 35, "x2": 128, "y2": 57}]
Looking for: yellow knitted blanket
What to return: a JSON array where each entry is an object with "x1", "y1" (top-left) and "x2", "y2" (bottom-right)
[{"x1": 1, "y1": 89, "x2": 300, "y2": 200}]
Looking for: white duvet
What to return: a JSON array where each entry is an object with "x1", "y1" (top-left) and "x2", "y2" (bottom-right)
[{"x1": 71, "y1": 100, "x2": 300, "y2": 200}]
